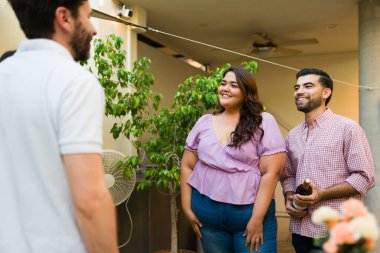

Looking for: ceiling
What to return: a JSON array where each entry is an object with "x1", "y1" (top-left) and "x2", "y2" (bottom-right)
[{"x1": 122, "y1": 0, "x2": 359, "y2": 65}]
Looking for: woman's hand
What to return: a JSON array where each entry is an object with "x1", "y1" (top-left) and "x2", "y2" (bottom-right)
[
  {"x1": 244, "y1": 218, "x2": 263, "y2": 252},
  {"x1": 184, "y1": 209, "x2": 203, "y2": 238}
]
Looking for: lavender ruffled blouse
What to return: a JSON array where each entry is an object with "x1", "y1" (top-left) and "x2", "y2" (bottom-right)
[{"x1": 185, "y1": 112, "x2": 286, "y2": 205}]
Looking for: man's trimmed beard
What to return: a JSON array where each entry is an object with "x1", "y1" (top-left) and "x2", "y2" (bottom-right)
[
  {"x1": 296, "y1": 96, "x2": 322, "y2": 113},
  {"x1": 70, "y1": 21, "x2": 93, "y2": 61}
]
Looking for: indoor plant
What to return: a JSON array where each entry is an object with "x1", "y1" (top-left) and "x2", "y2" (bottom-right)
[{"x1": 84, "y1": 34, "x2": 258, "y2": 253}]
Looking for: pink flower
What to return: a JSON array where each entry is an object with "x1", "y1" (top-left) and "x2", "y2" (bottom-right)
[
  {"x1": 312, "y1": 206, "x2": 340, "y2": 225},
  {"x1": 349, "y1": 214, "x2": 379, "y2": 241},
  {"x1": 323, "y1": 238, "x2": 338, "y2": 253},
  {"x1": 330, "y1": 222, "x2": 358, "y2": 244},
  {"x1": 341, "y1": 198, "x2": 368, "y2": 221},
  {"x1": 313, "y1": 198, "x2": 379, "y2": 253}
]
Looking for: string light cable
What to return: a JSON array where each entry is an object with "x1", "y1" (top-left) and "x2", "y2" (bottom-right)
[{"x1": 91, "y1": 8, "x2": 379, "y2": 91}]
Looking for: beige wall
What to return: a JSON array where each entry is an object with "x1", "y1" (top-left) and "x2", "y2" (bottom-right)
[
  {"x1": 137, "y1": 41, "x2": 204, "y2": 109},
  {"x1": 0, "y1": 0, "x2": 25, "y2": 53},
  {"x1": 257, "y1": 51, "x2": 358, "y2": 128}
]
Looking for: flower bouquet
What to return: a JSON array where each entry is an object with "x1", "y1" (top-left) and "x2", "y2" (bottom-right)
[{"x1": 312, "y1": 198, "x2": 379, "y2": 253}]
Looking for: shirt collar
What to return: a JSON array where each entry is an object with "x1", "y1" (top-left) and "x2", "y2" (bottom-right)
[
  {"x1": 18, "y1": 39, "x2": 73, "y2": 60},
  {"x1": 301, "y1": 108, "x2": 333, "y2": 130}
]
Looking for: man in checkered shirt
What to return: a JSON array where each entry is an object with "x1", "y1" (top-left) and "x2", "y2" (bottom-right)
[{"x1": 280, "y1": 68, "x2": 375, "y2": 253}]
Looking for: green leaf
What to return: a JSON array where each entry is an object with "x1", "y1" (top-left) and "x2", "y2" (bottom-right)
[{"x1": 242, "y1": 61, "x2": 259, "y2": 73}]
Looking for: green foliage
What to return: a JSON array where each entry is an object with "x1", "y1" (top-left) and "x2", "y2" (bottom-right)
[
  {"x1": 242, "y1": 60, "x2": 259, "y2": 73},
  {"x1": 85, "y1": 34, "x2": 258, "y2": 193},
  {"x1": 139, "y1": 66, "x2": 228, "y2": 190},
  {"x1": 89, "y1": 34, "x2": 159, "y2": 142},
  {"x1": 82, "y1": 34, "x2": 160, "y2": 179}
]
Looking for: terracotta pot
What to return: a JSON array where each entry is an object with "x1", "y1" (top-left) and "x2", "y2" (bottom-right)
[{"x1": 153, "y1": 250, "x2": 197, "y2": 253}]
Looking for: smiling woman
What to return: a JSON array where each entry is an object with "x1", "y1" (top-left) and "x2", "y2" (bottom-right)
[
  {"x1": 181, "y1": 66, "x2": 287, "y2": 253},
  {"x1": 218, "y1": 71, "x2": 244, "y2": 113}
]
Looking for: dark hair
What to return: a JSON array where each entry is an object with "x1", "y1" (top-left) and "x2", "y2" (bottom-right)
[
  {"x1": 215, "y1": 66, "x2": 264, "y2": 148},
  {"x1": 8, "y1": 0, "x2": 87, "y2": 39},
  {"x1": 296, "y1": 68, "x2": 334, "y2": 106},
  {"x1": 0, "y1": 50, "x2": 16, "y2": 62}
]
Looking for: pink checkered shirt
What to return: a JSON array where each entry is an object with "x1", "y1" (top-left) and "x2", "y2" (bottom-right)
[{"x1": 280, "y1": 109, "x2": 375, "y2": 238}]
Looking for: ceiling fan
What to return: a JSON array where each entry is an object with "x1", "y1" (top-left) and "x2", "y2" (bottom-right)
[{"x1": 250, "y1": 33, "x2": 318, "y2": 56}]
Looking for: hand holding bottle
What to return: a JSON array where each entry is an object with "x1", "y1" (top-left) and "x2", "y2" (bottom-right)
[
  {"x1": 284, "y1": 193, "x2": 308, "y2": 218},
  {"x1": 293, "y1": 180, "x2": 325, "y2": 211},
  {"x1": 292, "y1": 178, "x2": 312, "y2": 210}
]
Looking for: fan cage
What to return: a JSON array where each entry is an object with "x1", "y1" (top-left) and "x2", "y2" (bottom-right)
[{"x1": 102, "y1": 149, "x2": 136, "y2": 206}]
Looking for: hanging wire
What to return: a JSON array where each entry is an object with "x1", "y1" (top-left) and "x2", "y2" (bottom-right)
[{"x1": 91, "y1": 9, "x2": 380, "y2": 91}]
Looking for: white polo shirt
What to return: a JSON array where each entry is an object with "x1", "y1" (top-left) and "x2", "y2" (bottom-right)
[{"x1": 0, "y1": 39, "x2": 105, "y2": 253}]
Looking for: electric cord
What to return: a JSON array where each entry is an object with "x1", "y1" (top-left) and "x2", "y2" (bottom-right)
[{"x1": 118, "y1": 197, "x2": 133, "y2": 248}]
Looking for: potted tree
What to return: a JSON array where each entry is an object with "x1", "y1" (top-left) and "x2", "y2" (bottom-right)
[{"x1": 84, "y1": 34, "x2": 258, "y2": 253}]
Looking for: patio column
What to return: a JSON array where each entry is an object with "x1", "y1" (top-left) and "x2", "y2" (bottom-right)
[{"x1": 359, "y1": 0, "x2": 380, "y2": 241}]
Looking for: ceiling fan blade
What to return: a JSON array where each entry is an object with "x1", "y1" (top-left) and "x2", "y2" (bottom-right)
[
  {"x1": 275, "y1": 47, "x2": 302, "y2": 55},
  {"x1": 250, "y1": 48, "x2": 275, "y2": 57},
  {"x1": 277, "y1": 38, "x2": 318, "y2": 46},
  {"x1": 250, "y1": 47, "x2": 300, "y2": 58}
]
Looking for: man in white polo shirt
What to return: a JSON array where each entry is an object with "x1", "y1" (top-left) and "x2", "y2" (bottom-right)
[{"x1": 0, "y1": 1, "x2": 119, "y2": 252}]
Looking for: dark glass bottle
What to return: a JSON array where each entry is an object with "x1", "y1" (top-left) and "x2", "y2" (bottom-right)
[{"x1": 292, "y1": 178, "x2": 312, "y2": 210}]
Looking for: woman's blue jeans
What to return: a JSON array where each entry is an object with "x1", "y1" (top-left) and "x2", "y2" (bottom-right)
[{"x1": 191, "y1": 188, "x2": 277, "y2": 253}]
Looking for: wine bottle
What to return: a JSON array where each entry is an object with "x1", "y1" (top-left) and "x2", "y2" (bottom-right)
[{"x1": 292, "y1": 178, "x2": 312, "y2": 210}]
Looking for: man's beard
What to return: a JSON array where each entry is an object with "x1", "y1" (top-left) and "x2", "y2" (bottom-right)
[
  {"x1": 296, "y1": 96, "x2": 322, "y2": 113},
  {"x1": 70, "y1": 21, "x2": 93, "y2": 61}
]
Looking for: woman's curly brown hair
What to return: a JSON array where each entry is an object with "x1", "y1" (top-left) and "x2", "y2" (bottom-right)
[{"x1": 214, "y1": 66, "x2": 264, "y2": 147}]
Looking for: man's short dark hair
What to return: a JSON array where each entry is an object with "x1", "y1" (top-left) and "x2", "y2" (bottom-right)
[
  {"x1": 0, "y1": 50, "x2": 16, "y2": 63},
  {"x1": 296, "y1": 68, "x2": 334, "y2": 106},
  {"x1": 8, "y1": 0, "x2": 87, "y2": 39}
]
